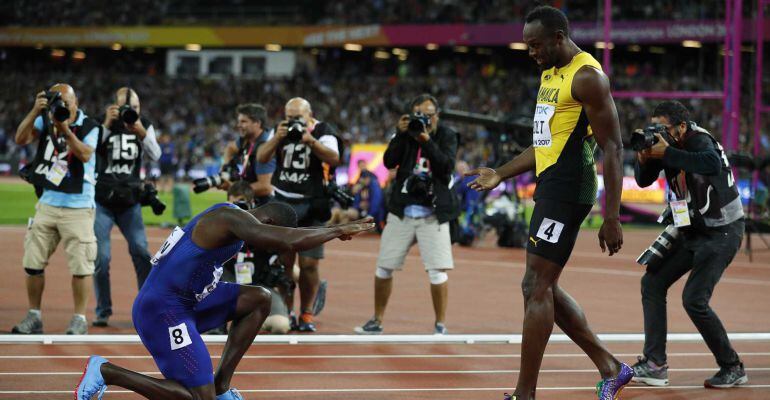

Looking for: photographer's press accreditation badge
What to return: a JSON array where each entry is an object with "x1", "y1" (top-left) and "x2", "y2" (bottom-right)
[
  {"x1": 234, "y1": 253, "x2": 254, "y2": 285},
  {"x1": 670, "y1": 200, "x2": 691, "y2": 227},
  {"x1": 46, "y1": 159, "x2": 68, "y2": 186}
]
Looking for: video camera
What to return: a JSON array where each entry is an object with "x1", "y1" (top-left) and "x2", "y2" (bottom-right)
[
  {"x1": 630, "y1": 123, "x2": 676, "y2": 151},
  {"x1": 254, "y1": 255, "x2": 295, "y2": 293},
  {"x1": 192, "y1": 159, "x2": 240, "y2": 194}
]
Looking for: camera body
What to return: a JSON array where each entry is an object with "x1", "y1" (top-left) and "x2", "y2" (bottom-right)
[
  {"x1": 253, "y1": 255, "x2": 294, "y2": 293},
  {"x1": 405, "y1": 172, "x2": 434, "y2": 202},
  {"x1": 407, "y1": 112, "x2": 432, "y2": 137},
  {"x1": 325, "y1": 180, "x2": 354, "y2": 209},
  {"x1": 44, "y1": 91, "x2": 71, "y2": 123},
  {"x1": 192, "y1": 159, "x2": 240, "y2": 194},
  {"x1": 119, "y1": 104, "x2": 139, "y2": 125},
  {"x1": 286, "y1": 118, "x2": 306, "y2": 142},
  {"x1": 630, "y1": 123, "x2": 676, "y2": 151},
  {"x1": 139, "y1": 182, "x2": 166, "y2": 215}
]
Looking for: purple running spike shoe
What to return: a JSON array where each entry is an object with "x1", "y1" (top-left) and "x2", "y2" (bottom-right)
[{"x1": 596, "y1": 362, "x2": 634, "y2": 400}]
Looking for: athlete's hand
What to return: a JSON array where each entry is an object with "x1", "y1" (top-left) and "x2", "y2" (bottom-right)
[
  {"x1": 465, "y1": 167, "x2": 502, "y2": 192},
  {"x1": 336, "y1": 217, "x2": 375, "y2": 240},
  {"x1": 598, "y1": 217, "x2": 623, "y2": 256}
]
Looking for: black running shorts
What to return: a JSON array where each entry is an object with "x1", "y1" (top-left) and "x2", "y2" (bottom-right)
[{"x1": 526, "y1": 198, "x2": 593, "y2": 267}]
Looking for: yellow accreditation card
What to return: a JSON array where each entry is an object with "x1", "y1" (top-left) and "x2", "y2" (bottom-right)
[{"x1": 670, "y1": 200, "x2": 691, "y2": 227}]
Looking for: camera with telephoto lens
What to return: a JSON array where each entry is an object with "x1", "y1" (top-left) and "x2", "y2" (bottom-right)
[
  {"x1": 44, "y1": 91, "x2": 71, "y2": 123},
  {"x1": 325, "y1": 180, "x2": 355, "y2": 209},
  {"x1": 119, "y1": 104, "x2": 139, "y2": 125},
  {"x1": 139, "y1": 182, "x2": 166, "y2": 215},
  {"x1": 286, "y1": 118, "x2": 306, "y2": 142},
  {"x1": 636, "y1": 208, "x2": 680, "y2": 271},
  {"x1": 193, "y1": 160, "x2": 240, "y2": 194},
  {"x1": 630, "y1": 123, "x2": 676, "y2": 151},
  {"x1": 407, "y1": 112, "x2": 432, "y2": 137}
]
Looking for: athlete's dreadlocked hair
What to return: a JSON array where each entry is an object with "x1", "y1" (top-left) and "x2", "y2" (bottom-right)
[
  {"x1": 525, "y1": 6, "x2": 570, "y2": 37},
  {"x1": 255, "y1": 202, "x2": 298, "y2": 228}
]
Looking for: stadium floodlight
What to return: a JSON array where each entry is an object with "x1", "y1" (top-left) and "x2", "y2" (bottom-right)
[
  {"x1": 185, "y1": 44, "x2": 202, "y2": 51},
  {"x1": 453, "y1": 46, "x2": 468, "y2": 53},
  {"x1": 425, "y1": 43, "x2": 439, "y2": 50},
  {"x1": 594, "y1": 41, "x2": 615, "y2": 50},
  {"x1": 265, "y1": 44, "x2": 282, "y2": 52},
  {"x1": 72, "y1": 51, "x2": 86, "y2": 60},
  {"x1": 509, "y1": 42, "x2": 527, "y2": 50},
  {"x1": 628, "y1": 44, "x2": 642, "y2": 52},
  {"x1": 344, "y1": 43, "x2": 363, "y2": 51},
  {"x1": 50, "y1": 49, "x2": 65, "y2": 58},
  {"x1": 682, "y1": 40, "x2": 702, "y2": 48},
  {"x1": 374, "y1": 50, "x2": 390, "y2": 59},
  {"x1": 111, "y1": 43, "x2": 122, "y2": 51}
]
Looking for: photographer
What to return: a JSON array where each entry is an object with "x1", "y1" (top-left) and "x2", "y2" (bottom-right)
[
  {"x1": 217, "y1": 103, "x2": 274, "y2": 205},
  {"x1": 355, "y1": 94, "x2": 459, "y2": 335},
  {"x1": 631, "y1": 101, "x2": 746, "y2": 388},
  {"x1": 12, "y1": 84, "x2": 100, "y2": 335},
  {"x1": 91, "y1": 87, "x2": 161, "y2": 327},
  {"x1": 256, "y1": 97, "x2": 342, "y2": 332}
]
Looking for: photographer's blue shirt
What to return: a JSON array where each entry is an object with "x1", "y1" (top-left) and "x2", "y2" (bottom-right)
[
  {"x1": 34, "y1": 110, "x2": 99, "y2": 209},
  {"x1": 253, "y1": 130, "x2": 276, "y2": 175}
]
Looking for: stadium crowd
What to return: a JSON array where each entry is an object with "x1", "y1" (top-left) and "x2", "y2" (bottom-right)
[{"x1": 3, "y1": 0, "x2": 727, "y2": 26}]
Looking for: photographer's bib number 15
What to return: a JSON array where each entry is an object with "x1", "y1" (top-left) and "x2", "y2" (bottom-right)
[{"x1": 533, "y1": 104, "x2": 555, "y2": 147}]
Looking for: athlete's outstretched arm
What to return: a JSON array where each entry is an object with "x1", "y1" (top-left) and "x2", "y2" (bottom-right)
[
  {"x1": 572, "y1": 66, "x2": 624, "y2": 256},
  {"x1": 220, "y1": 208, "x2": 373, "y2": 253},
  {"x1": 465, "y1": 146, "x2": 535, "y2": 192}
]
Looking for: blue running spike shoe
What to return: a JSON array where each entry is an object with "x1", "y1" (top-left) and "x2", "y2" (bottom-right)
[
  {"x1": 503, "y1": 394, "x2": 517, "y2": 400},
  {"x1": 217, "y1": 388, "x2": 244, "y2": 400},
  {"x1": 596, "y1": 362, "x2": 634, "y2": 400},
  {"x1": 75, "y1": 355, "x2": 108, "y2": 400}
]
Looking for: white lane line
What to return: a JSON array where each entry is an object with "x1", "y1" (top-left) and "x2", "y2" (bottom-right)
[
  {"x1": 3, "y1": 367, "x2": 770, "y2": 376},
  {"x1": 2, "y1": 352, "x2": 770, "y2": 360},
  {"x1": 3, "y1": 385, "x2": 770, "y2": 394},
  {"x1": 3, "y1": 332, "x2": 770, "y2": 344}
]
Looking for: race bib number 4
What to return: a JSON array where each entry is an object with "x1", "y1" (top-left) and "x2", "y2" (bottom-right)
[
  {"x1": 536, "y1": 218, "x2": 564, "y2": 244},
  {"x1": 168, "y1": 322, "x2": 193, "y2": 350},
  {"x1": 533, "y1": 104, "x2": 555, "y2": 148}
]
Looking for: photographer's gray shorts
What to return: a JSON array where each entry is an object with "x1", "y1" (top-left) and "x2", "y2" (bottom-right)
[
  {"x1": 377, "y1": 213, "x2": 454, "y2": 271},
  {"x1": 272, "y1": 197, "x2": 324, "y2": 259}
]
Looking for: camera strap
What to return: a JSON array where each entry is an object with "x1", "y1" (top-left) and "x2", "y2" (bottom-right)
[{"x1": 240, "y1": 141, "x2": 256, "y2": 179}]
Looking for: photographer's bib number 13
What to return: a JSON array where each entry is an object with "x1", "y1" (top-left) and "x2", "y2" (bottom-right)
[{"x1": 533, "y1": 104, "x2": 555, "y2": 147}]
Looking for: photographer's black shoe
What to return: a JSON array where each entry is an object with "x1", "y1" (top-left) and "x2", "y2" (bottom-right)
[
  {"x1": 289, "y1": 311, "x2": 299, "y2": 331},
  {"x1": 354, "y1": 318, "x2": 383, "y2": 335},
  {"x1": 704, "y1": 363, "x2": 748, "y2": 388},
  {"x1": 92, "y1": 315, "x2": 109, "y2": 327}
]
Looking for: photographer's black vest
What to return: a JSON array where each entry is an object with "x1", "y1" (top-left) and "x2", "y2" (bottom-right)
[
  {"x1": 272, "y1": 121, "x2": 341, "y2": 197},
  {"x1": 29, "y1": 113, "x2": 100, "y2": 194},
  {"x1": 96, "y1": 117, "x2": 151, "y2": 188},
  {"x1": 667, "y1": 126, "x2": 742, "y2": 229}
]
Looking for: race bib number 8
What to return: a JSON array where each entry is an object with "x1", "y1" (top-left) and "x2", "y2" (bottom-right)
[
  {"x1": 533, "y1": 104, "x2": 555, "y2": 147},
  {"x1": 168, "y1": 322, "x2": 193, "y2": 350}
]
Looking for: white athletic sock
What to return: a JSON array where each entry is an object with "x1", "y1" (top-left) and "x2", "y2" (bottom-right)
[
  {"x1": 28, "y1": 309, "x2": 41, "y2": 317},
  {"x1": 74, "y1": 314, "x2": 86, "y2": 321}
]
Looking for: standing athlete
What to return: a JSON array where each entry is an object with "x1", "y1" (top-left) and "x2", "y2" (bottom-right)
[
  {"x1": 75, "y1": 202, "x2": 373, "y2": 400},
  {"x1": 466, "y1": 6, "x2": 632, "y2": 400}
]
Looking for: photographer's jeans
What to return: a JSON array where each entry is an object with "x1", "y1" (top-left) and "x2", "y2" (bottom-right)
[
  {"x1": 93, "y1": 203, "x2": 152, "y2": 319},
  {"x1": 641, "y1": 220, "x2": 744, "y2": 368}
]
